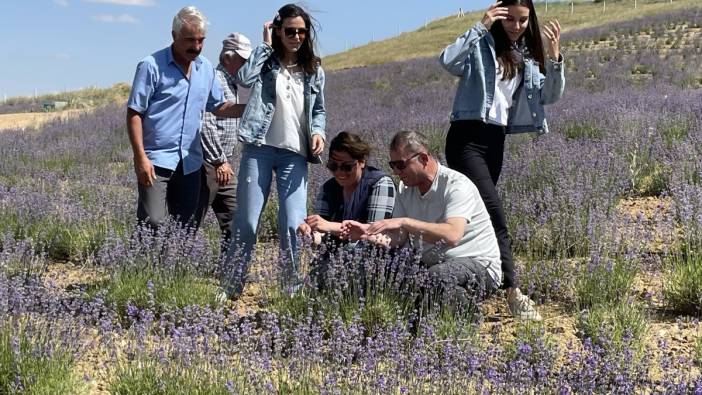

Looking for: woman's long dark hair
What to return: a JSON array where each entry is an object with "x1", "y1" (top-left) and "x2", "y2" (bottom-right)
[
  {"x1": 489, "y1": 0, "x2": 545, "y2": 79},
  {"x1": 272, "y1": 3, "x2": 320, "y2": 75}
]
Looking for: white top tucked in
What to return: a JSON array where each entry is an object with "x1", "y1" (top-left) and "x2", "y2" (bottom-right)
[
  {"x1": 487, "y1": 58, "x2": 522, "y2": 127},
  {"x1": 265, "y1": 65, "x2": 307, "y2": 155},
  {"x1": 394, "y1": 165, "x2": 502, "y2": 286}
]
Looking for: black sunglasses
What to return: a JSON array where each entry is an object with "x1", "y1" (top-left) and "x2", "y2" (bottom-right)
[
  {"x1": 388, "y1": 153, "x2": 422, "y2": 171},
  {"x1": 326, "y1": 160, "x2": 357, "y2": 173},
  {"x1": 284, "y1": 27, "x2": 308, "y2": 38}
]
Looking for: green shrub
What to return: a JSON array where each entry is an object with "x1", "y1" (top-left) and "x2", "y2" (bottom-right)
[
  {"x1": 519, "y1": 257, "x2": 576, "y2": 303},
  {"x1": 561, "y1": 121, "x2": 603, "y2": 140},
  {"x1": 628, "y1": 144, "x2": 669, "y2": 197},
  {"x1": 0, "y1": 211, "x2": 111, "y2": 260},
  {"x1": 0, "y1": 323, "x2": 85, "y2": 395},
  {"x1": 662, "y1": 247, "x2": 702, "y2": 315},
  {"x1": 110, "y1": 359, "x2": 231, "y2": 395},
  {"x1": 574, "y1": 257, "x2": 638, "y2": 310},
  {"x1": 657, "y1": 116, "x2": 691, "y2": 148},
  {"x1": 576, "y1": 300, "x2": 648, "y2": 352},
  {"x1": 430, "y1": 307, "x2": 479, "y2": 341},
  {"x1": 423, "y1": 126, "x2": 447, "y2": 164},
  {"x1": 505, "y1": 322, "x2": 558, "y2": 366},
  {"x1": 91, "y1": 267, "x2": 223, "y2": 318}
]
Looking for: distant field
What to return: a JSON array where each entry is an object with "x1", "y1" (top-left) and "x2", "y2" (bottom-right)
[
  {"x1": 324, "y1": 0, "x2": 702, "y2": 70},
  {"x1": 0, "y1": 109, "x2": 88, "y2": 131}
]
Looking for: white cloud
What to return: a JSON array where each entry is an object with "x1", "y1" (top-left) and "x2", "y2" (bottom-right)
[
  {"x1": 93, "y1": 13, "x2": 139, "y2": 23},
  {"x1": 54, "y1": 0, "x2": 69, "y2": 6},
  {"x1": 84, "y1": 0, "x2": 155, "y2": 6}
]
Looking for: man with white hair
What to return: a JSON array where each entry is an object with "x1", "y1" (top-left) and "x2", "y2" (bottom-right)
[
  {"x1": 127, "y1": 6, "x2": 246, "y2": 229},
  {"x1": 194, "y1": 33, "x2": 252, "y2": 250}
]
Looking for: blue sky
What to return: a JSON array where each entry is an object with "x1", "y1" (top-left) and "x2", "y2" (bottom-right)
[{"x1": 0, "y1": 0, "x2": 496, "y2": 99}]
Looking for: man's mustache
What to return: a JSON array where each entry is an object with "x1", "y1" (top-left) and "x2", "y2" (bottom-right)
[{"x1": 186, "y1": 49, "x2": 201, "y2": 55}]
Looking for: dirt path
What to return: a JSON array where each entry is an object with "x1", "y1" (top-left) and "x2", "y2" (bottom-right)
[{"x1": 0, "y1": 109, "x2": 87, "y2": 131}]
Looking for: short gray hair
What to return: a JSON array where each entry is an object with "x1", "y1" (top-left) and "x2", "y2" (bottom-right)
[
  {"x1": 172, "y1": 6, "x2": 208, "y2": 37},
  {"x1": 390, "y1": 130, "x2": 430, "y2": 155}
]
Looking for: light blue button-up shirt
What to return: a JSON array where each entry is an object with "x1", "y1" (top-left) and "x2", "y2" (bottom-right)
[{"x1": 128, "y1": 46, "x2": 226, "y2": 174}]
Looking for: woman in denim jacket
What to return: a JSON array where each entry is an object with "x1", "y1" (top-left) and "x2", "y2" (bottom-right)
[
  {"x1": 439, "y1": 0, "x2": 565, "y2": 320},
  {"x1": 222, "y1": 4, "x2": 326, "y2": 298}
]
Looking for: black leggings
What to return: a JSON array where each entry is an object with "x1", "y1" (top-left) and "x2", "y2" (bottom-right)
[{"x1": 444, "y1": 120, "x2": 516, "y2": 289}]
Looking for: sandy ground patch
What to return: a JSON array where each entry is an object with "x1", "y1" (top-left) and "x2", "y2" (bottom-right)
[{"x1": 0, "y1": 109, "x2": 87, "y2": 131}]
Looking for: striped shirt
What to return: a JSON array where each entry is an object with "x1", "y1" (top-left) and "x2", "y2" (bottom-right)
[
  {"x1": 201, "y1": 64, "x2": 241, "y2": 165},
  {"x1": 315, "y1": 175, "x2": 396, "y2": 223}
]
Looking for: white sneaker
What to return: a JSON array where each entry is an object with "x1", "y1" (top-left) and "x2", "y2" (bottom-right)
[{"x1": 507, "y1": 292, "x2": 542, "y2": 321}]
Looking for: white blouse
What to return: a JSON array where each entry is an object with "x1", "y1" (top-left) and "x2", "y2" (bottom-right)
[
  {"x1": 264, "y1": 65, "x2": 307, "y2": 155},
  {"x1": 487, "y1": 58, "x2": 522, "y2": 127}
]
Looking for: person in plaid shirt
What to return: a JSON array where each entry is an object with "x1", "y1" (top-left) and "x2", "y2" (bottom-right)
[
  {"x1": 298, "y1": 131, "x2": 396, "y2": 287},
  {"x1": 194, "y1": 33, "x2": 251, "y2": 250}
]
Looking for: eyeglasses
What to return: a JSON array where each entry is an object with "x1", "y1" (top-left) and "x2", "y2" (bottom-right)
[
  {"x1": 284, "y1": 27, "x2": 308, "y2": 38},
  {"x1": 388, "y1": 153, "x2": 422, "y2": 171},
  {"x1": 326, "y1": 160, "x2": 357, "y2": 173}
]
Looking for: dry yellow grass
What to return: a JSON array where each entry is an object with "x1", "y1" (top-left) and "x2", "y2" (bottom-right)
[
  {"x1": 323, "y1": 0, "x2": 702, "y2": 70},
  {"x1": 0, "y1": 109, "x2": 87, "y2": 131}
]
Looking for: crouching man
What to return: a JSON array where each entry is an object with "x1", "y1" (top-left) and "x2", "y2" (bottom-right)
[{"x1": 342, "y1": 131, "x2": 502, "y2": 309}]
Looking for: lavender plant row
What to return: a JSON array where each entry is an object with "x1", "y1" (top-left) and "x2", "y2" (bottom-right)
[{"x1": 2, "y1": 243, "x2": 701, "y2": 394}]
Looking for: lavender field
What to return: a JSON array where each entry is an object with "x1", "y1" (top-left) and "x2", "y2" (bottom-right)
[{"x1": 2, "y1": 8, "x2": 702, "y2": 394}]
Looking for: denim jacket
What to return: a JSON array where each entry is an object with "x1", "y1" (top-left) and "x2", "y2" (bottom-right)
[
  {"x1": 439, "y1": 22, "x2": 565, "y2": 134},
  {"x1": 236, "y1": 43, "x2": 326, "y2": 162}
]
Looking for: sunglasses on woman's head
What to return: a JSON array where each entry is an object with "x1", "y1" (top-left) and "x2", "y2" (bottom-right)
[
  {"x1": 284, "y1": 27, "x2": 308, "y2": 38},
  {"x1": 388, "y1": 152, "x2": 422, "y2": 171},
  {"x1": 326, "y1": 160, "x2": 357, "y2": 173}
]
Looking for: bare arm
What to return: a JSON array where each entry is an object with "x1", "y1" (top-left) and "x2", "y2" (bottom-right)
[
  {"x1": 364, "y1": 217, "x2": 466, "y2": 248},
  {"x1": 126, "y1": 108, "x2": 155, "y2": 186}
]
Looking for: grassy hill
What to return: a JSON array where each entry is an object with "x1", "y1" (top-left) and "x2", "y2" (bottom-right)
[
  {"x1": 0, "y1": 83, "x2": 131, "y2": 114},
  {"x1": 323, "y1": 0, "x2": 702, "y2": 70}
]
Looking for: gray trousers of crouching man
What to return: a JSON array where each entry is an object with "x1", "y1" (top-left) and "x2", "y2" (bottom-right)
[{"x1": 425, "y1": 257, "x2": 497, "y2": 311}]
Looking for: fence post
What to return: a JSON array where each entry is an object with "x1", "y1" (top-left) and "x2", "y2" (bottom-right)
[
  {"x1": 571, "y1": 1, "x2": 574, "y2": 15},
  {"x1": 603, "y1": 0, "x2": 606, "y2": 15}
]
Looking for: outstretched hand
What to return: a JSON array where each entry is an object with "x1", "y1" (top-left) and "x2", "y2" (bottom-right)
[
  {"x1": 304, "y1": 214, "x2": 332, "y2": 233},
  {"x1": 340, "y1": 220, "x2": 369, "y2": 241},
  {"x1": 297, "y1": 221, "x2": 312, "y2": 236},
  {"x1": 365, "y1": 218, "x2": 404, "y2": 235},
  {"x1": 481, "y1": 1, "x2": 508, "y2": 30},
  {"x1": 542, "y1": 20, "x2": 561, "y2": 61}
]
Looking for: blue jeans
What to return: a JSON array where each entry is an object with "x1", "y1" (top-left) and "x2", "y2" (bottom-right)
[{"x1": 223, "y1": 144, "x2": 308, "y2": 296}]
